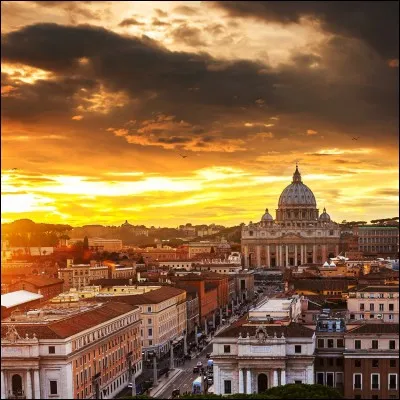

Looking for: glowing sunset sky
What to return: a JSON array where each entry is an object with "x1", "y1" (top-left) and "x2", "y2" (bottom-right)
[{"x1": 1, "y1": 1, "x2": 398, "y2": 227}]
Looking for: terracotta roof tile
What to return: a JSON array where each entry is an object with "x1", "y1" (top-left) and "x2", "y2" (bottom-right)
[
  {"x1": 346, "y1": 323, "x2": 399, "y2": 335},
  {"x1": 20, "y1": 276, "x2": 64, "y2": 288},
  {"x1": 1, "y1": 302, "x2": 138, "y2": 339}
]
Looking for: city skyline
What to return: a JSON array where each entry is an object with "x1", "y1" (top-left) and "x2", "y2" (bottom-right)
[{"x1": 1, "y1": 1, "x2": 399, "y2": 227}]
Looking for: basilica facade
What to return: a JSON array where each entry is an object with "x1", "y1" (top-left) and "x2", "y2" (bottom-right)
[{"x1": 241, "y1": 166, "x2": 340, "y2": 268}]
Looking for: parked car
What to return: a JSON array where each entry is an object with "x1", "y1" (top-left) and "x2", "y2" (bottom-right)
[
  {"x1": 172, "y1": 389, "x2": 180, "y2": 398},
  {"x1": 196, "y1": 361, "x2": 203, "y2": 367},
  {"x1": 193, "y1": 366, "x2": 199, "y2": 373}
]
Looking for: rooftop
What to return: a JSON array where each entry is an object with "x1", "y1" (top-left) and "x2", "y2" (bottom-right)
[
  {"x1": 352, "y1": 285, "x2": 398, "y2": 293},
  {"x1": 20, "y1": 276, "x2": 64, "y2": 288},
  {"x1": 1, "y1": 302, "x2": 138, "y2": 339},
  {"x1": 347, "y1": 323, "x2": 399, "y2": 335},
  {"x1": 1, "y1": 290, "x2": 44, "y2": 309},
  {"x1": 251, "y1": 298, "x2": 293, "y2": 313}
]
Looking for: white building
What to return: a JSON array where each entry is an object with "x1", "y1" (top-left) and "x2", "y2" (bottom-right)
[
  {"x1": 212, "y1": 321, "x2": 315, "y2": 394},
  {"x1": 1, "y1": 301, "x2": 142, "y2": 400}
]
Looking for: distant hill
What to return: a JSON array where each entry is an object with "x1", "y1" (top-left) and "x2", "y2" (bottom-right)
[{"x1": 192, "y1": 225, "x2": 242, "y2": 244}]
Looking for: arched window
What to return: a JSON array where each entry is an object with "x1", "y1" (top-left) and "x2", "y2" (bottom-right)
[
  {"x1": 12, "y1": 374, "x2": 23, "y2": 396},
  {"x1": 258, "y1": 373, "x2": 268, "y2": 393}
]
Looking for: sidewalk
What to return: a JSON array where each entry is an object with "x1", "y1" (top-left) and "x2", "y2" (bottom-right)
[{"x1": 149, "y1": 368, "x2": 183, "y2": 398}]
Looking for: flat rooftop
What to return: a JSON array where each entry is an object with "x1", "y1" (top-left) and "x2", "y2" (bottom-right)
[
  {"x1": 1, "y1": 290, "x2": 44, "y2": 309},
  {"x1": 250, "y1": 298, "x2": 293, "y2": 313}
]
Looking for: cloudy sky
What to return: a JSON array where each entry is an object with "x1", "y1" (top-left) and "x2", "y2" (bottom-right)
[{"x1": 1, "y1": 1, "x2": 398, "y2": 227}]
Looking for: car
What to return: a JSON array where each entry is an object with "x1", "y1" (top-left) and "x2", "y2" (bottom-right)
[
  {"x1": 172, "y1": 389, "x2": 180, "y2": 398},
  {"x1": 193, "y1": 366, "x2": 199, "y2": 373},
  {"x1": 196, "y1": 361, "x2": 203, "y2": 367}
]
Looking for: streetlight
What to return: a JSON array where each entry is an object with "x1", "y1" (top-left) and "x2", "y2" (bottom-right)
[{"x1": 170, "y1": 339, "x2": 174, "y2": 370}]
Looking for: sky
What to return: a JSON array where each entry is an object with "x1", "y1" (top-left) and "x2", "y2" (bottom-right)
[{"x1": 1, "y1": 1, "x2": 399, "y2": 227}]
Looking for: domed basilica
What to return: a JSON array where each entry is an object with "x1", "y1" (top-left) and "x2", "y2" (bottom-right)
[{"x1": 241, "y1": 166, "x2": 340, "y2": 268}]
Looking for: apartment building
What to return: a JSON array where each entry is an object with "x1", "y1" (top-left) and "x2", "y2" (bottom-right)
[
  {"x1": 347, "y1": 285, "x2": 399, "y2": 323},
  {"x1": 58, "y1": 260, "x2": 109, "y2": 290},
  {"x1": 314, "y1": 316, "x2": 346, "y2": 394},
  {"x1": 343, "y1": 324, "x2": 399, "y2": 400},
  {"x1": 67, "y1": 238, "x2": 123, "y2": 252},
  {"x1": 10, "y1": 276, "x2": 64, "y2": 302},
  {"x1": 100, "y1": 287, "x2": 187, "y2": 358},
  {"x1": 1, "y1": 301, "x2": 142, "y2": 400}
]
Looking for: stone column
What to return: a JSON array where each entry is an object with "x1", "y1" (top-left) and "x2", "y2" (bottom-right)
[
  {"x1": 246, "y1": 369, "x2": 252, "y2": 394},
  {"x1": 204, "y1": 319, "x2": 208, "y2": 335},
  {"x1": 239, "y1": 369, "x2": 244, "y2": 393},
  {"x1": 300, "y1": 245, "x2": 304, "y2": 264},
  {"x1": 266, "y1": 245, "x2": 270, "y2": 268},
  {"x1": 1, "y1": 370, "x2": 6, "y2": 400},
  {"x1": 294, "y1": 244, "x2": 297, "y2": 266},
  {"x1": 322, "y1": 245, "x2": 327, "y2": 262},
  {"x1": 279, "y1": 246, "x2": 283, "y2": 267},
  {"x1": 281, "y1": 370, "x2": 286, "y2": 386},
  {"x1": 214, "y1": 365, "x2": 220, "y2": 394},
  {"x1": 244, "y1": 245, "x2": 249, "y2": 268},
  {"x1": 285, "y1": 245, "x2": 289, "y2": 267},
  {"x1": 273, "y1": 370, "x2": 278, "y2": 387},
  {"x1": 34, "y1": 370, "x2": 41, "y2": 400},
  {"x1": 256, "y1": 245, "x2": 261, "y2": 267},
  {"x1": 312, "y1": 245, "x2": 317, "y2": 263},
  {"x1": 335, "y1": 244, "x2": 339, "y2": 256},
  {"x1": 26, "y1": 369, "x2": 33, "y2": 399}
]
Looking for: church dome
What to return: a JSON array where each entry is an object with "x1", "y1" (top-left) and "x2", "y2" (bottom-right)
[
  {"x1": 319, "y1": 208, "x2": 331, "y2": 222},
  {"x1": 278, "y1": 166, "x2": 316, "y2": 207},
  {"x1": 261, "y1": 208, "x2": 273, "y2": 221}
]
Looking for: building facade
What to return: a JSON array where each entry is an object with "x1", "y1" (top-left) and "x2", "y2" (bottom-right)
[
  {"x1": 343, "y1": 324, "x2": 399, "y2": 400},
  {"x1": 212, "y1": 322, "x2": 315, "y2": 395},
  {"x1": 346, "y1": 285, "x2": 399, "y2": 323},
  {"x1": 241, "y1": 166, "x2": 340, "y2": 268},
  {"x1": 1, "y1": 301, "x2": 142, "y2": 400}
]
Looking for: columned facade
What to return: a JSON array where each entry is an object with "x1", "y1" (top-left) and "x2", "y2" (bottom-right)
[{"x1": 241, "y1": 166, "x2": 340, "y2": 268}]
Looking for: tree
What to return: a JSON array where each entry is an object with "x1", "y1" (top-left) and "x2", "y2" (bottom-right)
[{"x1": 83, "y1": 236, "x2": 89, "y2": 250}]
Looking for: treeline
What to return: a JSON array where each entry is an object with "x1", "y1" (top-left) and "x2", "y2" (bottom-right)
[
  {"x1": 2, "y1": 219, "x2": 72, "y2": 247},
  {"x1": 340, "y1": 217, "x2": 399, "y2": 228}
]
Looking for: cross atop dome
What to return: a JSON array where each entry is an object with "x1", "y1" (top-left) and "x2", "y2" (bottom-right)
[{"x1": 292, "y1": 164, "x2": 302, "y2": 183}]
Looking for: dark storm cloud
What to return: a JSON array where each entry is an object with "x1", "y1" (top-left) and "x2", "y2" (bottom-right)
[
  {"x1": 1, "y1": 22, "x2": 398, "y2": 143},
  {"x1": 170, "y1": 24, "x2": 207, "y2": 47},
  {"x1": 119, "y1": 18, "x2": 144, "y2": 27},
  {"x1": 157, "y1": 136, "x2": 192, "y2": 144},
  {"x1": 210, "y1": 1, "x2": 399, "y2": 59}
]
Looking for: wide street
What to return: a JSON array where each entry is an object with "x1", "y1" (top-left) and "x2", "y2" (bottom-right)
[{"x1": 155, "y1": 341, "x2": 213, "y2": 399}]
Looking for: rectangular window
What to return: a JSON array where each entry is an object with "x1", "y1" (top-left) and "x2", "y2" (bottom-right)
[
  {"x1": 318, "y1": 339, "x2": 324, "y2": 348},
  {"x1": 295, "y1": 345, "x2": 302, "y2": 353},
  {"x1": 371, "y1": 373, "x2": 380, "y2": 390},
  {"x1": 316, "y1": 372, "x2": 324, "y2": 385},
  {"x1": 354, "y1": 374, "x2": 362, "y2": 389},
  {"x1": 48, "y1": 346, "x2": 55, "y2": 354},
  {"x1": 337, "y1": 339, "x2": 344, "y2": 348},
  {"x1": 389, "y1": 374, "x2": 397, "y2": 390},
  {"x1": 390, "y1": 359, "x2": 396, "y2": 368},
  {"x1": 149, "y1": 340, "x2": 152, "y2": 346},
  {"x1": 336, "y1": 373, "x2": 343, "y2": 387},
  {"x1": 372, "y1": 360, "x2": 379, "y2": 368},
  {"x1": 389, "y1": 340, "x2": 396, "y2": 350},
  {"x1": 147, "y1": 306, "x2": 152, "y2": 312},
  {"x1": 148, "y1": 328, "x2": 153, "y2": 336},
  {"x1": 224, "y1": 380, "x2": 232, "y2": 394},
  {"x1": 50, "y1": 381, "x2": 58, "y2": 395},
  {"x1": 379, "y1": 304, "x2": 384, "y2": 311},
  {"x1": 370, "y1": 303, "x2": 374, "y2": 311},
  {"x1": 389, "y1": 303, "x2": 394, "y2": 311},
  {"x1": 224, "y1": 345, "x2": 231, "y2": 353},
  {"x1": 327, "y1": 339, "x2": 334, "y2": 348},
  {"x1": 148, "y1": 318, "x2": 152, "y2": 324},
  {"x1": 355, "y1": 340, "x2": 361, "y2": 349},
  {"x1": 360, "y1": 303, "x2": 365, "y2": 311},
  {"x1": 326, "y1": 372, "x2": 334, "y2": 387},
  {"x1": 372, "y1": 340, "x2": 378, "y2": 349}
]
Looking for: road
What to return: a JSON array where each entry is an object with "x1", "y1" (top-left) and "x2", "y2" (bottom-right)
[{"x1": 156, "y1": 342, "x2": 214, "y2": 399}]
